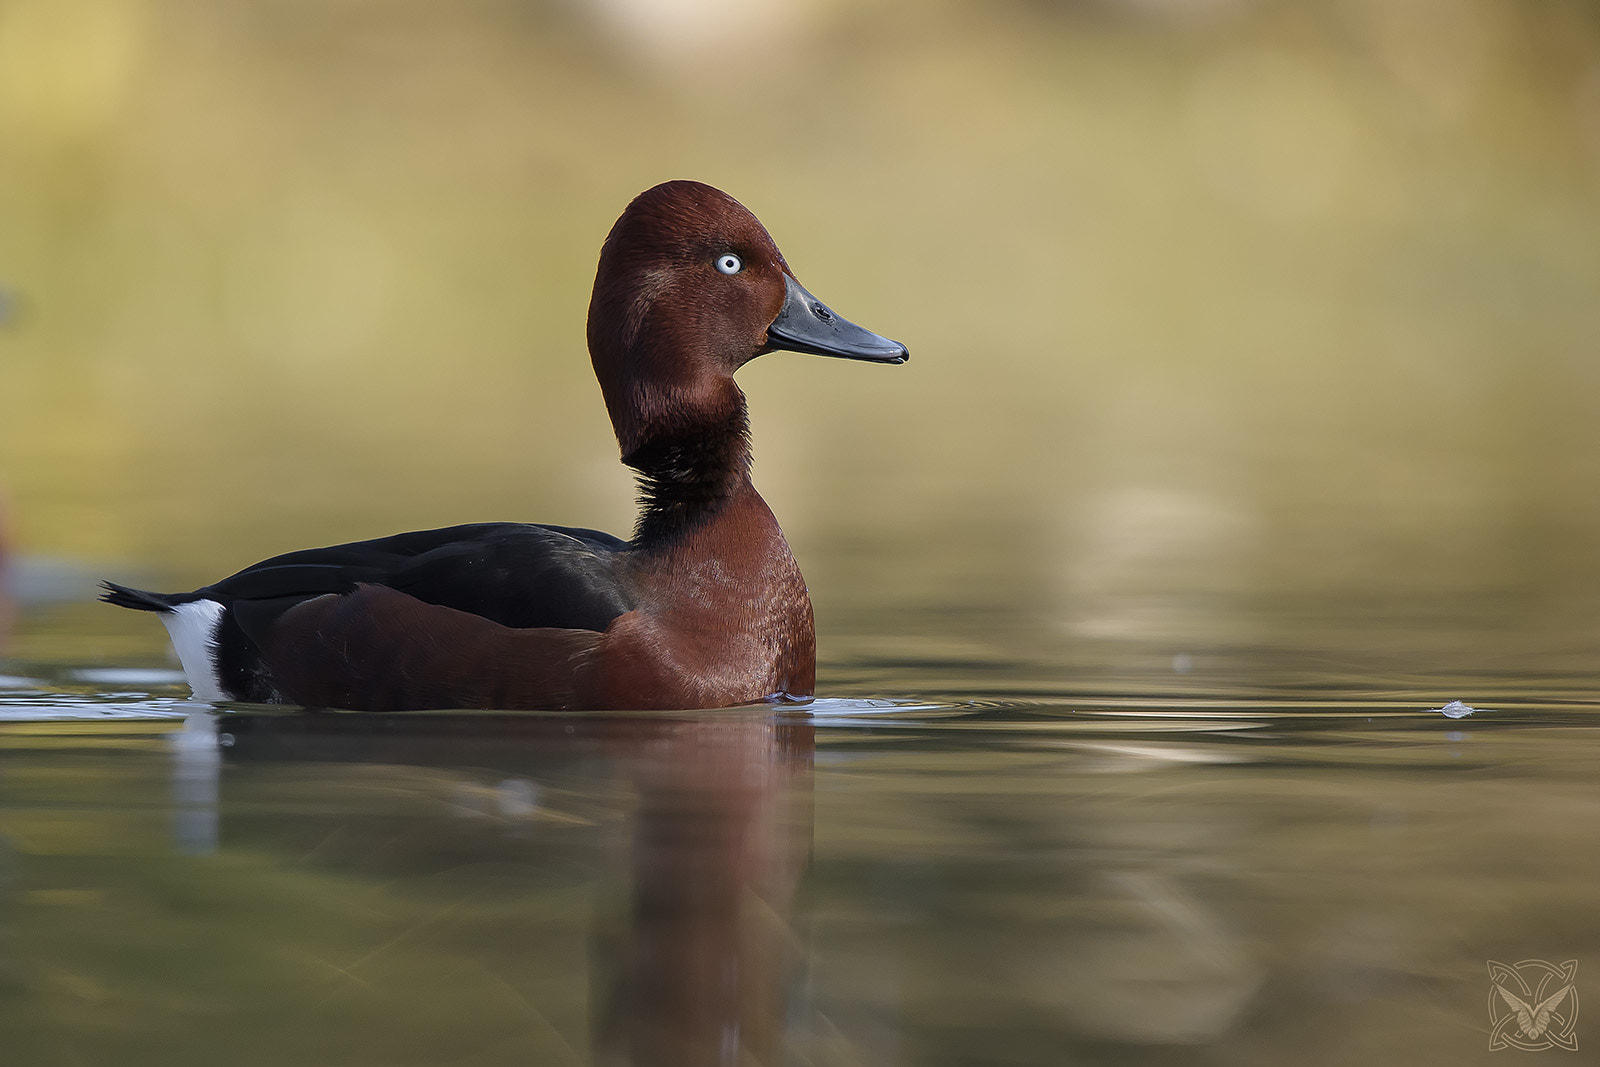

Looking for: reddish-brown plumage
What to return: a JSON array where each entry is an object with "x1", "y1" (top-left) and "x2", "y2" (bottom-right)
[
  {"x1": 590, "y1": 486, "x2": 817, "y2": 710},
  {"x1": 105, "y1": 180, "x2": 905, "y2": 711},
  {"x1": 265, "y1": 586, "x2": 603, "y2": 711}
]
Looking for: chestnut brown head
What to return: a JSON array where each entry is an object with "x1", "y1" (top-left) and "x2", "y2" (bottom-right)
[{"x1": 587, "y1": 181, "x2": 907, "y2": 455}]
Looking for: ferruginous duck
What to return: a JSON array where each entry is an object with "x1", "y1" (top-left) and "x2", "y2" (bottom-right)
[{"x1": 103, "y1": 180, "x2": 908, "y2": 710}]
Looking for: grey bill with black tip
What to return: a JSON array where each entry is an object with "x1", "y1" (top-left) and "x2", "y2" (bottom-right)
[{"x1": 765, "y1": 273, "x2": 909, "y2": 364}]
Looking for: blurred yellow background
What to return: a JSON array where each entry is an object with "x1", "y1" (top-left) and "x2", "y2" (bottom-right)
[{"x1": 4, "y1": 0, "x2": 1600, "y2": 681}]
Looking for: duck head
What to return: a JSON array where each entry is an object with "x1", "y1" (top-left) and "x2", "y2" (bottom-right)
[{"x1": 587, "y1": 180, "x2": 907, "y2": 458}]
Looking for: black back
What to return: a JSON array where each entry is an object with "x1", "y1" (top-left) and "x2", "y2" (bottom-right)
[
  {"x1": 203, "y1": 522, "x2": 636, "y2": 643},
  {"x1": 107, "y1": 522, "x2": 640, "y2": 704}
]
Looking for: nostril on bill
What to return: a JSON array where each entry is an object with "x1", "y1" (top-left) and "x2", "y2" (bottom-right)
[{"x1": 811, "y1": 302, "x2": 833, "y2": 323}]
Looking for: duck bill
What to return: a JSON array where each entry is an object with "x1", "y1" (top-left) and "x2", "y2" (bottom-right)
[{"x1": 765, "y1": 273, "x2": 909, "y2": 364}]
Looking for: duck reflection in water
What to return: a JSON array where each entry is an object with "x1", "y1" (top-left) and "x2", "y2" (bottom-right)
[
  {"x1": 592, "y1": 717, "x2": 812, "y2": 1066},
  {"x1": 188, "y1": 711, "x2": 814, "y2": 1065}
]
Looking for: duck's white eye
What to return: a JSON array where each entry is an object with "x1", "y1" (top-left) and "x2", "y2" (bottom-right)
[{"x1": 715, "y1": 253, "x2": 743, "y2": 275}]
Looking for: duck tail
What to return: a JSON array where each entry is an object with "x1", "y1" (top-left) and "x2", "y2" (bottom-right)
[{"x1": 100, "y1": 581, "x2": 185, "y2": 613}]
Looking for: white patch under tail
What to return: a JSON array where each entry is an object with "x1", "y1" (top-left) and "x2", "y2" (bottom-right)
[{"x1": 157, "y1": 600, "x2": 228, "y2": 702}]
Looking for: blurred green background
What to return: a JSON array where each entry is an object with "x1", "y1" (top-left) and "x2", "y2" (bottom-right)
[{"x1": 4, "y1": 0, "x2": 1600, "y2": 691}]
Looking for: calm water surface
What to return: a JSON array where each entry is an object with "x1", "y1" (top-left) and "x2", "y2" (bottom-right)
[{"x1": 1, "y1": 595, "x2": 1596, "y2": 1067}]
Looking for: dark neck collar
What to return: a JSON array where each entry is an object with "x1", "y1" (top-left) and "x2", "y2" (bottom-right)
[{"x1": 622, "y1": 403, "x2": 752, "y2": 545}]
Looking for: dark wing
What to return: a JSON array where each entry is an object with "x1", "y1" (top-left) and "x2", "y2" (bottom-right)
[
  {"x1": 201, "y1": 522, "x2": 637, "y2": 643},
  {"x1": 105, "y1": 522, "x2": 636, "y2": 709}
]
